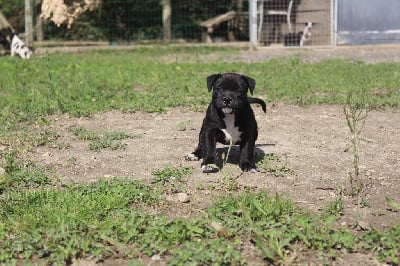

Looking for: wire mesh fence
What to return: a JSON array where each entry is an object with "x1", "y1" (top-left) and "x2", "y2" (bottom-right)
[
  {"x1": 34, "y1": 0, "x2": 251, "y2": 44},
  {"x1": 257, "y1": 0, "x2": 333, "y2": 47},
  {"x1": 0, "y1": 0, "x2": 336, "y2": 50}
]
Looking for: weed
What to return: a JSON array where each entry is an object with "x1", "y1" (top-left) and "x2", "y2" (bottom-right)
[
  {"x1": 151, "y1": 165, "x2": 192, "y2": 185},
  {"x1": 69, "y1": 126, "x2": 140, "y2": 151},
  {"x1": 343, "y1": 88, "x2": 370, "y2": 198},
  {"x1": 1, "y1": 151, "x2": 51, "y2": 188},
  {"x1": 151, "y1": 165, "x2": 192, "y2": 193},
  {"x1": 385, "y1": 196, "x2": 400, "y2": 212},
  {"x1": 32, "y1": 129, "x2": 59, "y2": 147},
  {"x1": 169, "y1": 238, "x2": 246, "y2": 265},
  {"x1": 322, "y1": 197, "x2": 344, "y2": 218},
  {"x1": 359, "y1": 225, "x2": 400, "y2": 264},
  {"x1": 175, "y1": 120, "x2": 192, "y2": 131},
  {"x1": 219, "y1": 169, "x2": 241, "y2": 192},
  {"x1": 257, "y1": 153, "x2": 292, "y2": 177}
]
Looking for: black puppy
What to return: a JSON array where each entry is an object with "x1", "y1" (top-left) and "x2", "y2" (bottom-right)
[{"x1": 185, "y1": 73, "x2": 266, "y2": 173}]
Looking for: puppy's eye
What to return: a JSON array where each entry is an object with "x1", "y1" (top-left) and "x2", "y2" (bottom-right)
[{"x1": 213, "y1": 87, "x2": 222, "y2": 93}]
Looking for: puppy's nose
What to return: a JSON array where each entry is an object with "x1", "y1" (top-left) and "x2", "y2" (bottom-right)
[{"x1": 223, "y1": 97, "x2": 232, "y2": 105}]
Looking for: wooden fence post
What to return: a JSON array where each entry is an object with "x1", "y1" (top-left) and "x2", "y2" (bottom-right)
[
  {"x1": 24, "y1": 0, "x2": 34, "y2": 47},
  {"x1": 162, "y1": 0, "x2": 171, "y2": 42}
]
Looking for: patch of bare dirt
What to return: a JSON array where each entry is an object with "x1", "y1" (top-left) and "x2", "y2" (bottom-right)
[{"x1": 29, "y1": 104, "x2": 400, "y2": 224}]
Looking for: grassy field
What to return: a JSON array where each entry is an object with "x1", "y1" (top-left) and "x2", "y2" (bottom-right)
[
  {"x1": 0, "y1": 46, "x2": 400, "y2": 265},
  {"x1": 1, "y1": 46, "x2": 399, "y2": 124}
]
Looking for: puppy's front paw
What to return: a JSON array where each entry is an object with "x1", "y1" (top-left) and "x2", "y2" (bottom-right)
[
  {"x1": 201, "y1": 164, "x2": 219, "y2": 173},
  {"x1": 240, "y1": 162, "x2": 259, "y2": 173},
  {"x1": 185, "y1": 153, "x2": 199, "y2": 161}
]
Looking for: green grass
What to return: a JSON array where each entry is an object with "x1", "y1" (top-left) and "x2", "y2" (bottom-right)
[
  {"x1": 0, "y1": 152, "x2": 399, "y2": 264},
  {"x1": 1, "y1": 174, "x2": 399, "y2": 264},
  {"x1": 0, "y1": 47, "x2": 399, "y2": 128}
]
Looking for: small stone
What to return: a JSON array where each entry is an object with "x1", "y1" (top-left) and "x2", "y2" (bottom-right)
[
  {"x1": 42, "y1": 152, "x2": 53, "y2": 157},
  {"x1": 0, "y1": 167, "x2": 5, "y2": 176},
  {"x1": 151, "y1": 254, "x2": 161, "y2": 261},
  {"x1": 177, "y1": 192, "x2": 190, "y2": 203},
  {"x1": 357, "y1": 220, "x2": 371, "y2": 231},
  {"x1": 210, "y1": 221, "x2": 228, "y2": 237}
]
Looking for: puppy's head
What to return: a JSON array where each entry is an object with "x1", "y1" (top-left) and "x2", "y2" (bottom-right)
[{"x1": 207, "y1": 73, "x2": 255, "y2": 114}]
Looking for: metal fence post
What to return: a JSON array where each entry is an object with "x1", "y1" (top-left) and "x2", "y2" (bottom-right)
[
  {"x1": 249, "y1": 0, "x2": 258, "y2": 48},
  {"x1": 332, "y1": 0, "x2": 337, "y2": 47}
]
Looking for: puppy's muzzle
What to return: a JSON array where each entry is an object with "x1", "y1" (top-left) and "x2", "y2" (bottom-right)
[
  {"x1": 223, "y1": 97, "x2": 232, "y2": 105},
  {"x1": 222, "y1": 97, "x2": 234, "y2": 114}
]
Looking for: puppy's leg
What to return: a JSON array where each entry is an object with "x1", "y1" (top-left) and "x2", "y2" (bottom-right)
[
  {"x1": 239, "y1": 137, "x2": 258, "y2": 173},
  {"x1": 185, "y1": 146, "x2": 202, "y2": 161},
  {"x1": 200, "y1": 129, "x2": 219, "y2": 173},
  {"x1": 185, "y1": 127, "x2": 206, "y2": 161}
]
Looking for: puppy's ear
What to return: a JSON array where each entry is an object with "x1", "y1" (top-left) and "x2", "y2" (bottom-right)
[
  {"x1": 241, "y1": 75, "x2": 256, "y2": 95},
  {"x1": 206, "y1": 74, "x2": 221, "y2": 92}
]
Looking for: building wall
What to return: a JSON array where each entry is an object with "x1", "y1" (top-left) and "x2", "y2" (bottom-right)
[
  {"x1": 258, "y1": 0, "x2": 332, "y2": 46},
  {"x1": 337, "y1": 0, "x2": 400, "y2": 45}
]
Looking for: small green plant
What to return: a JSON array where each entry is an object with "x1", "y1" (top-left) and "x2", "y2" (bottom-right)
[
  {"x1": 69, "y1": 126, "x2": 140, "y2": 151},
  {"x1": 385, "y1": 196, "x2": 400, "y2": 212},
  {"x1": 343, "y1": 89, "x2": 370, "y2": 198},
  {"x1": 151, "y1": 165, "x2": 192, "y2": 185},
  {"x1": 359, "y1": 225, "x2": 400, "y2": 264},
  {"x1": 257, "y1": 153, "x2": 292, "y2": 177},
  {"x1": 323, "y1": 197, "x2": 344, "y2": 218},
  {"x1": 1, "y1": 151, "x2": 51, "y2": 189},
  {"x1": 219, "y1": 168, "x2": 241, "y2": 192},
  {"x1": 175, "y1": 120, "x2": 192, "y2": 131},
  {"x1": 32, "y1": 129, "x2": 59, "y2": 147},
  {"x1": 151, "y1": 165, "x2": 192, "y2": 193},
  {"x1": 169, "y1": 238, "x2": 246, "y2": 265},
  {"x1": 217, "y1": 140, "x2": 243, "y2": 192}
]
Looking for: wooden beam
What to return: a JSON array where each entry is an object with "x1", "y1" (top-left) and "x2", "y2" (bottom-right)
[{"x1": 200, "y1": 11, "x2": 236, "y2": 28}]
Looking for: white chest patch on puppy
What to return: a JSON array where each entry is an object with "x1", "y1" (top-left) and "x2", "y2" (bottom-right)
[{"x1": 222, "y1": 113, "x2": 242, "y2": 144}]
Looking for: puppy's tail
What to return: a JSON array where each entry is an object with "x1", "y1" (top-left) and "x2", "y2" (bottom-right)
[{"x1": 248, "y1": 97, "x2": 266, "y2": 113}]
